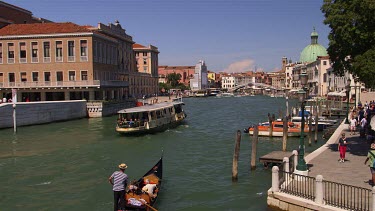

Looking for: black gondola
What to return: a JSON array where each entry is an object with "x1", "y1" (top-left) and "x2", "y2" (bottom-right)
[{"x1": 124, "y1": 156, "x2": 163, "y2": 211}]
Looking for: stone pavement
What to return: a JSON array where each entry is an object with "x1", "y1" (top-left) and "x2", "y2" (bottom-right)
[{"x1": 307, "y1": 123, "x2": 372, "y2": 189}]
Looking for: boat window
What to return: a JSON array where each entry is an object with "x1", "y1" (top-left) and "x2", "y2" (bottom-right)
[{"x1": 274, "y1": 124, "x2": 283, "y2": 128}]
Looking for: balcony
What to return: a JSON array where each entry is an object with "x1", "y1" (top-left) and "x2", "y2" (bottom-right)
[
  {"x1": 32, "y1": 57, "x2": 39, "y2": 63},
  {"x1": 56, "y1": 57, "x2": 63, "y2": 62},
  {"x1": 0, "y1": 80, "x2": 129, "y2": 89},
  {"x1": 80, "y1": 56, "x2": 88, "y2": 62},
  {"x1": 44, "y1": 57, "x2": 51, "y2": 63},
  {"x1": 8, "y1": 58, "x2": 14, "y2": 64},
  {"x1": 68, "y1": 56, "x2": 75, "y2": 62},
  {"x1": 20, "y1": 58, "x2": 26, "y2": 63}
]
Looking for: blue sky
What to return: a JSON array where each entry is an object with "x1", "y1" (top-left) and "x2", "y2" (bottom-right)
[{"x1": 6, "y1": 0, "x2": 330, "y2": 73}]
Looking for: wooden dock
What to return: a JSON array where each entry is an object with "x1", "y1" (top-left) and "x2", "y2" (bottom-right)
[{"x1": 259, "y1": 151, "x2": 294, "y2": 167}]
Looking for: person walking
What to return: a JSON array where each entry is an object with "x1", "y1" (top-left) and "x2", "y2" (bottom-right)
[
  {"x1": 364, "y1": 143, "x2": 375, "y2": 186},
  {"x1": 350, "y1": 117, "x2": 357, "y2": 135},
  {"x1": 338, "y1": 133, "x2": 347, "y2": 163},
  {"x1": 109, "y1": 163, "x2": 128, "y2": 211}
]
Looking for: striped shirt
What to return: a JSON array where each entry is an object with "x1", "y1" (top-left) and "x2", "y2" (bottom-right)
[{"x1": 111, "y1": 171, "x2": 128, "y2": 191}]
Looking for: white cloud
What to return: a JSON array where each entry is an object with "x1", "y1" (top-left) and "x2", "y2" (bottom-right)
[{"x1": 223, "y1": 59, "x2": 257, "y2": 73}]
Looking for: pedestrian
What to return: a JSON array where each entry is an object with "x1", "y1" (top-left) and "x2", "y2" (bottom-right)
[
  {"x1": 108, "y1": 163, "x2": 128, "y2": 211},
  {"x1": 350, "y1": 117, "x2": 357, "y2": 135},
  {"x1": 338, "y1": 133, "x2": 347, "y2": 163},
  {"x1": 360, "y1": 117, "x2": 367, "y2": 137},
  {"x1": 364, "y1": 143, "x2": 375, "y2": 186}
]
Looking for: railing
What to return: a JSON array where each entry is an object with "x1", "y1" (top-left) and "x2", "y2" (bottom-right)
[
  {"x1": 272, "y1": 157, "x2": 372, "y2": 211},
  {"x1": 323, "y1": 180, "x2": 371, "y2": 211},
  {"x1": 80, "y1": 56, "x2": 88, "y2": 62},
  {"x1": 279, "y1": 170, "x2": 316, "y2": 201},
  {"x1": 68, "y1": 56, "x2": 75, "y2": 62},
  {"x1": 44, "y1": 57, "x2": 51, "y2": 63},
  {"x1": 8, "y1": 58, "x2": 14, "y2": 63},
  {"x1": 32, "y1": 57, "x2": 38, "y2": 63},
  {"x1": 20, "y1": 58, "x2": 26, "y2": 63},
  {"x1": 56, "y1": 57, "x2": 63, "y2": 62}
]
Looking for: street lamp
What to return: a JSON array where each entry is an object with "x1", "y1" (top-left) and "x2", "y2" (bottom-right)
[
  {"x1": 296, "y1": 72, "x2": 308, "y2": 172},
  {"x1": 345, "y1": 78, "x2": 351, "y2": 124},
  {"x1": 354, "y1": 77, "x2": 359, "y2": 107}
]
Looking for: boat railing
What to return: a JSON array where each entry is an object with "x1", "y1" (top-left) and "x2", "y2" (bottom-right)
[{"x1": 117, "y1": 119, "x2": 147, "y2": 128}]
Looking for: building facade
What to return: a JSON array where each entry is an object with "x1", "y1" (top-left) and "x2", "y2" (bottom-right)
[
  {"x1": 0, "y1": 21, "x2": 143, "y2": 102},
  {"x1": 133, "y1": 43, "x2": 159, "y2": 96},
  {"x1": 190, "y1": 60, "x2": 208, "y2": 91},
  {"x1": 158, "y1": 65, "x2": 195, "y2": 86}
]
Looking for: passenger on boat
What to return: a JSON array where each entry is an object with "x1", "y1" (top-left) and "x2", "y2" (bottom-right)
[{"x1": 141, "y1": 179, "x2": 158, "y2": 198}]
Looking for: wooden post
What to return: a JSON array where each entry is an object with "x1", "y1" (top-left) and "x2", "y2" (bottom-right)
[
  {"x1": 315, "y1": 103, "x2": 318, "y2": 142},
  {"x1": 282, "y1": 117, "x2": 288, "y2": 151},
  {"x1": 268, "y1": 113, "x2": 273, "y2": 137},
  {"x1": 251, "y1": 125, "x2": 258, "y2": 170},
  {"x1": 232, "y1": 130, "x2": 241, "y2": 182},
  {"x1": 308, "y1": 115, "x2": 313, "y2": 146}
]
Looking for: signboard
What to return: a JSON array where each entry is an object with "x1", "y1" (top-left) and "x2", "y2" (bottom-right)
[{"x1": 12, "y1": 88, "x2": 17, "y2": 103}]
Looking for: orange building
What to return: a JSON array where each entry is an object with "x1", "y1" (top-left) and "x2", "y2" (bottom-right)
[{"x1": 158, "y1": 66, "x2": 196, "y2": 86}]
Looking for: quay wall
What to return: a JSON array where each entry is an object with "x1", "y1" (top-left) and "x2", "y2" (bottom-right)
[{"x1": 0, "y1": 100, "x2": 87, "y2": 129}]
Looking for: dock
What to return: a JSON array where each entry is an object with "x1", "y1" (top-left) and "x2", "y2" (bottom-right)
[{"x1": 259, "y1": 151, "x2": 294, "y2": 167}]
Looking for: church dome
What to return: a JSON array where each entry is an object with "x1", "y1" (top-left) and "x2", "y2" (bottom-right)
[{"x1": 300, "y1": 28, "x2": 328, "y2": 63}]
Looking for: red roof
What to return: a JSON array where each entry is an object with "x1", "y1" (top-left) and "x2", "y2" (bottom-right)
[
  {"x1": 0, "y1": 22, "x2": 92, "y2": 36},
  {"x1": 133, "y1": 43, "x2": 146, "y2": 48}
]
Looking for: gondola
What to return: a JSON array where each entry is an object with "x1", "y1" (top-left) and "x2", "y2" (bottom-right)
[{"x1": 124, "y1": 156, "x2": 163, "y2": 211}]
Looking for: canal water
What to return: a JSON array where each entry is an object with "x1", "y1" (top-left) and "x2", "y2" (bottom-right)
[{"x1": 0, "y1": 96, "x2": 328, "y2": 211}]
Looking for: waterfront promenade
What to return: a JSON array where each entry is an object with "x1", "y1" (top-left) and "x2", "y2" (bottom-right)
[{"x1": 306, "y1": 123, "x2": 372, "y2": 189}]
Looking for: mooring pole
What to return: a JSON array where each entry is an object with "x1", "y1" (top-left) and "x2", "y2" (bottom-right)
[
  {"x1": 251, "y1": 125, "x2": 258, "y2": 170},
  {"x1": 232, "y1": 130, "x2": 241, "y2": 182},
  {"x1": 282, "y1": 117, "x2": 288, "y2": 151},
  {"x1": 268, "y1": 113, "x2": 273, "y2": 137}
]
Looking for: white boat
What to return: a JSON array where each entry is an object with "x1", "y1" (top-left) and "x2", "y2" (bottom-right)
[
  {"x1": 217, "y1": 92, "x2": 234, "y2": 97},
  {"x1": 116, "y1": 101, "x2": 186, "y2": 135},
  {"x1": 291, "y1": 116, "x2": 334, "y2": 131}
]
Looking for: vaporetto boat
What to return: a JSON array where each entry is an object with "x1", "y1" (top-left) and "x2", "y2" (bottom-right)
[{"x1": 116, "y1": 101, "x2": 186, "y2": 135}]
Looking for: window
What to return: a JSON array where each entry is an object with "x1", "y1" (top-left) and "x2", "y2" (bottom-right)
[
  {"x1": 80, "y1": 40, "x2": 88, "y2": 61},
  {"x1": 56, "y1": 71, "x2": 63, "y2": 82},
  {"x1": 69, "y1": 71, "x2": 76, "y2": 81},
  {"x1": 143, "y1": 59, "x2": 147, "y2": 65},
  {"x1": 8, "y1": 43, "x2": 14, "y2": 63},
  {"x1": 143, "y1": 52, "x2": 147, "y2": 56},
  {"x1": 81, "y1": 71, "x2": 88, "y2": 81},
  {"x1": 143, "y1": 66, "x2": 147, "y2": 72},
  {"x1": 20, "y1": 72, "x2": 27, "y2": 82},
  {"x1": 44, "y1": 72, "x2": 51, "y2": 82},
  {"x1": 31, "y1": 42, "x2": 38, "y2": 62},
  {"x1": 0, "y1": 72, "x2": 3, "y2": 83},
  {"x1": 136, "y1": 52, "x2": 139, "y2": 57},
  {"x1": 0, "y1": 43, "x2": 2, "y2": 63},
  {"x1": 43, "y1": 42, "x2": 50, "y2": 62},
  {"x1": 93, "y1": 41, "x2": 97, "y2": 62},
  {"x1": 9, "y1": 73, "x2": 15, "y2": 82},
  {"x1": 323, "y1": 73, "x2": 327, "y2": 83},
  {"x1": 32, "y1": 72, "x2": 38, "y2": 82},
  {"x1": 68, "y1": 41, "x2": 75, "y2": 61},
  {"x1": 55, "y1": 41, "x2": 63, "y2": 62},
  {"x1": 323, "y1": 61, "x2": 327, "y2": 65},
  {"x1": 19, "y1": 42, "x2": 26, "y2": 63}
]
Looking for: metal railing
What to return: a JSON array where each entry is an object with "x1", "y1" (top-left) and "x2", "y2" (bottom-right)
[
  {"x1": 273, "y1": 158, "x2": 372, "y2": 211},
  {"x1": 279, "y1": 170, "x2": 316, "y2": 201},
  {"x1": 323, "y1": 180, "x2": 371, "y2": 211}
]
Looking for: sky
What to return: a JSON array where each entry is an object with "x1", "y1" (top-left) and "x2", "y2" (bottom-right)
[{"x1": 5, "y1": 0, "x2": 330, "y2": 73}]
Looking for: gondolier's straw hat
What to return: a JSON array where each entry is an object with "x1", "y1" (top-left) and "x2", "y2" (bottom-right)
[
  {"x1": 119, "y1": 163, "x2": 128, "y2": 169},
  {"x1": 371, "y1": 143, "x2": 375, "y2": 150}
]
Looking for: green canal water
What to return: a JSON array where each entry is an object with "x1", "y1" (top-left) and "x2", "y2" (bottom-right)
[{"x1": 0, "y1": 96, "x2": 329, "y2": 211}]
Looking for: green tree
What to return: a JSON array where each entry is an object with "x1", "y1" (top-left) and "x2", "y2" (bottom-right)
[
  {"x1": 166, "y1": 73, "x2": 182, "y2": 87},
  {"x1": 321, "y1": 0, "x2": 375, "y2": 87}
]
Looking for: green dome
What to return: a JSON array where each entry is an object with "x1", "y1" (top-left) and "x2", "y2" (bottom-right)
[{"x1": 299, "y1": 28, "x2": 328, "y2": 63}]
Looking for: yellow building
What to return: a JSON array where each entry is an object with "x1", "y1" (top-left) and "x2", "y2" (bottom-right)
[{"x1": 133, "y1": 43, "x2": 159, "y2": 96}]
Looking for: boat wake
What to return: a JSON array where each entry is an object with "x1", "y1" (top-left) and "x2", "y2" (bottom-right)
[{"x1": 32, "y1": 181, "x2": 52, "y2": 186}]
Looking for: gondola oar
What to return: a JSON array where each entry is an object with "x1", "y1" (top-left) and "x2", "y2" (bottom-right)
[{"x1": 144, "y1": 203, "x2": 158, "y2": 211}]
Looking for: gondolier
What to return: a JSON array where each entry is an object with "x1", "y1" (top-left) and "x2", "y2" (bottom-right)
[{"x1": 109, "y1": 163, "x2": 128, "y2": 211}]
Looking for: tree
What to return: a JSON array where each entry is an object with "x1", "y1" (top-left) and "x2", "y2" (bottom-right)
[
  {"x1": 166, "y1": 73, "x2": 182, "y2": 87},
  {"x1": 321, "y1": 0, "x2": 375, "y2": 87}
]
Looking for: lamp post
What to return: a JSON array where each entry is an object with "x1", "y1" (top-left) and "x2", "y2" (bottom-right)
[
  {"x1": 296, "y1": 72, "x2": 308, "y2": 172},
  {"x1": 345, "y1": 78, "x2": 351, "y2": 124}
]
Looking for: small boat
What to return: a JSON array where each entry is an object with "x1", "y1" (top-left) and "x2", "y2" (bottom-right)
[
  {"x1": 116, "y1": 101, "x2": 186, "y2": 135},
  {"x1": 125, "y1": 156, "x2": 163, "y2": 211},
  {"x1": 291, "y1": 116, "x2": 332, "y2": 131},
  {"x1": 245, "y1": 121, "x2": 309, "y2": 137}
]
